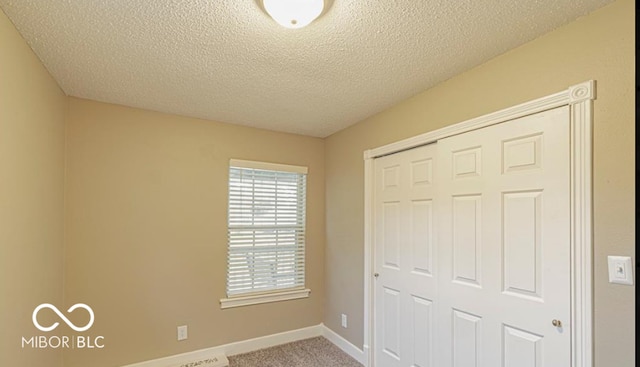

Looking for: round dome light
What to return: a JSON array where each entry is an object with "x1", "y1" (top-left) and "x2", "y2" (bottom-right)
[{"x1": 263, "y1": 0, "x2": 324, "y2": 29}]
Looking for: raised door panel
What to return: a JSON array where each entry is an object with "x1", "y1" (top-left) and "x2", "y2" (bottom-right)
[
  {"x1": 502, "y1": 191, "x2": 543, "y2": 300},
  {"x1": 411, "y1": 199, "x2": 433, "y2": 277},
  {"x1": 382, "y1": 202, "x2": 401, "y2": 270},
  {"x1": 382, "y1": 287, "x2": 401, "y2": 361},
  {"x1": 452, "y1": 195, "x2": 482, "y2": 288},
  {"x1": 452, "y1": 309, "x2": 482, "y2": 367},
  {"x1": 412, "y1": 296, "x2": 434, "y2": 367},
  {"x1": 503, "y1": 325, "x2": 543, "y2": 367}
]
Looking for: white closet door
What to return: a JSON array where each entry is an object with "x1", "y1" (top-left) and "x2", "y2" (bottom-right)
[
  {"x1": 435, "y1": 106, "x2": 571, "y2": 367},
  {"x1": 373, "y1": 106, "x2": 571, "y2": 367},
  {"x1": 374, "y1": 144, "x2": 437, "y2": 367}
]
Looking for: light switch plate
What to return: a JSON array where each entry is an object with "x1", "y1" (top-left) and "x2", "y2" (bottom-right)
[{"x1": 607, "y1": 256, "x2": 634, "y2": 285}]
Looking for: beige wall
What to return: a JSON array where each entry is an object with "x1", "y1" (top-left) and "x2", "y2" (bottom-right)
[
  {"x1": 0, "y1": 8, "x2": 67, "y2": 367},
  {"x1": 1, "y1": 0, "x2": 634, "y2": 365},
  {"x1": 63, "y1": 98, "x2": 325, "y2": 367},
  {"x1": 324, "y1": 0, "x2": 635, "y2": 365}
]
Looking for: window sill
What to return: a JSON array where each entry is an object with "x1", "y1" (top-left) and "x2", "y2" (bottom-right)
[{"x1": 220, "y1": 288, "x2": 311, "y2": 309}]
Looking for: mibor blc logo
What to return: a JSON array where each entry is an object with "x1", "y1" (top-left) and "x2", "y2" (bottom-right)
[{"x1": 22, "y1": 303, "x2": 105, "y2": 349}]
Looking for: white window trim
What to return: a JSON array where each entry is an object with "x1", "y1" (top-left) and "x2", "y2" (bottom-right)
[
  {"x1": 220, "y1": 288, "x2": 311, "y2": 309},
  {"x1": 221, "y1": 159, "x2": 310, "y2": 309},
  {"x1": 229, "y1": 159, "x2": 308, "y2": 174}
]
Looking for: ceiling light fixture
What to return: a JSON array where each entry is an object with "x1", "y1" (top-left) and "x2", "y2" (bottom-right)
[{"x1": 263, "y1": 0, "x2": 324, "y2": 29}]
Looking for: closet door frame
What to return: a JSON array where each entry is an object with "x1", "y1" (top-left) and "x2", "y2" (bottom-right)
[{"x1": 363, "y1": 80, "x2": 595, "y2": 367}]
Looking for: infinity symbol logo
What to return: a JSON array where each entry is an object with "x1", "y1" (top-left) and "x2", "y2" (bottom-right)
[{"x1": 32, "y1": 303, "x2": 95, "y2": 332}]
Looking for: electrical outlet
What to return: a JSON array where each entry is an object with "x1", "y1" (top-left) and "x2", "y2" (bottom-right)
[
  {"x1": 341, "y1": 314, "x2": 348, "y2": 328},
  {"x1": 177, "y1": 325, "x2": 188, "y2": 341}
]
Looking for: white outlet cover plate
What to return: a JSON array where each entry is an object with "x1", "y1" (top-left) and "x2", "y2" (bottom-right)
[
  {"x1": 177, "y1": 325, "x2": 188, "y2": 341},
  {"x1": 607, "y1": 256, "x2": 634, "y2": 285}
]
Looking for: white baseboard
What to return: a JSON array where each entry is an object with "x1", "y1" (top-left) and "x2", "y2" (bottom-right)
[
  {"x1": 321, "y1": 324, "x2": 365, "y2": 365},
  {"x1": 121, "y1": 324, "x2": 323, "y2": 367}
]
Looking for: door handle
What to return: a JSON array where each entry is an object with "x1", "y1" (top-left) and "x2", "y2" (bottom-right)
[
  {"x1": 552, "y1": 319, "x2": 562, "y2": 327},
  {"x1": 374, "y1": 273, "x2": 379, "y2": 278}
]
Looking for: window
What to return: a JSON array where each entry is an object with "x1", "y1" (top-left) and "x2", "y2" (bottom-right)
[{"x1": 220, "y1": 159, "x2": 310, "y2": 309}]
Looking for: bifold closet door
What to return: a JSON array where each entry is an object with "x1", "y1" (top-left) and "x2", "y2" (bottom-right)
[
  {"x1": 435, "y1": 106, "x2": 571, "y2": 367},
  {"x1": 374, "y1": 144, "x2": 437, "y2": 367}
]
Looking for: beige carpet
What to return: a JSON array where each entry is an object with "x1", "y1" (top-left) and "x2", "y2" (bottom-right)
[{"x1": 228, "y1": 337, "x2": 363, "y2": 367}]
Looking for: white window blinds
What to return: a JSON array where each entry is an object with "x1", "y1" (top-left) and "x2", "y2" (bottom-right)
[{"x1": 226, "y1": 159, "x2": 307, "y2": 297}]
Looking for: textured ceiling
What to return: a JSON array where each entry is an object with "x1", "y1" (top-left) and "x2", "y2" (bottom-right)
[{"x1": 1, "y1": 0, "x2": 614, "y2": 137}]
